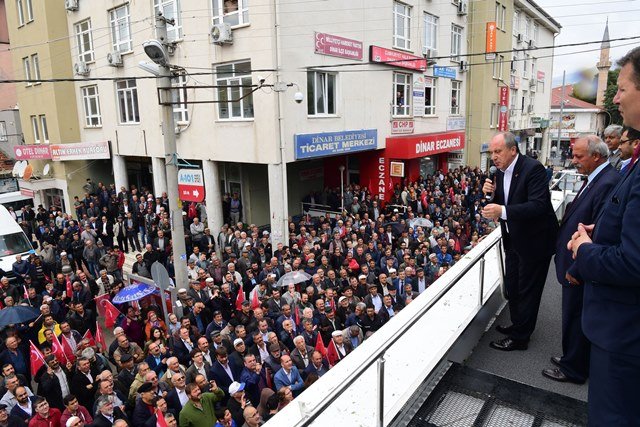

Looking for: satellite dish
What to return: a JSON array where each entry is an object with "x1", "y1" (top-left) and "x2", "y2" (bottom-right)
[
  {"x1": 42, "y1": 163, "x2": 51, "y2": 176},
  {"x1": 16, "y1": 161, "x2": 27, "y2": 177},
  {"x1": 22, "y1": 164, "x2": 33, "y2": 180},
  {"x1": 12, "y1": 162, "x2": 20, "y2": 177}
]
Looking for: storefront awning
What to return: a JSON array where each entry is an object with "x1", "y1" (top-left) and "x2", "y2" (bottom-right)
[{"x1": 385, "y1": 131, "x2": 465, "y2": 160}]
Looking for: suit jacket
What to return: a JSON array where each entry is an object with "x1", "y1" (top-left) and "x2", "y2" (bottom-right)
[
  {"x1": 210, "y1": 360, "x2": 242, "y2": 396},
  {"x1": 555, "y1": 164, "x2": 619, "y2": 284},
  {"x1": 575, "y1": 160, "x2": 640, "y2": 356},
  {"x1": 165, "y1": 387, "x2": 187, "y2": 415},
  {"x1": 70, "y1": 371, "x2": 94, "y2": 410},
  {"x1": 91, "y1": 407, "x2": 127, "y2": 427},
  {"x1": 185, "y1": 361, "x2": 212, "y2": 384},
  {"x1": 10, "y1": 396, "x2": 37, "y2": 421},
  {"x1": 290, "y1": 346, "x2": 314, "y2": 371},
  {"x1": 494, "y1": 155, "x2": 559, "y2": 259},
  {"x1": 273, "y1": 366, "x2": 304, "y2": 395}
]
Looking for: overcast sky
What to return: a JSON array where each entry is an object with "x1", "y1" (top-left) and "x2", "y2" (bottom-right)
[{"x1": 535, "y1": 0, "x2": 640, "y2": 84}]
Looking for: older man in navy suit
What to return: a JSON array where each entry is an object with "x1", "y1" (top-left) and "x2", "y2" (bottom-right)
[
  {"x1": 482, "y1": 131, "x2": 559, "y2": 351},
  {"x1": 569, "y1": 47, "x2": 640, "y2": 425},
  {"x1": 542, "y1": 135, "x2": 619, "y2": 385}
]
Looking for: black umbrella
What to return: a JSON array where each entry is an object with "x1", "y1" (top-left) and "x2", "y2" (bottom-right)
[{"x1": 0, "y1": 306, "x2": 40, "y2": 328}]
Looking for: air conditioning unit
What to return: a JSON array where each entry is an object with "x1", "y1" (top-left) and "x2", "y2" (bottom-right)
[
  {"x1": 74, "y1": 61, "x2": 89, "y2": 76},
  {"x1": 529, "y1": 40, "x2": 536, "y2": 49},
  {"x1": 517, "y1": 33, "x2": 523, "y2": 43},
  {"x1": 107, "y1": 51, "x2": 123, "y2": 67},
  {"x1": 211, "y1": 23, "x2": 233, "y2": 45},
  {"x1": 65, "y1": 0, "x2": 79, "y2": 11},
  {"x1": 459, "y1": 60, "x2": 468, "y2": 72},
  {"x1": 423, "y1": 47, "x2": 438, "y2": 64},
  {"x1": 457, "y1": 1, "x2": 468, "y2": 15}
]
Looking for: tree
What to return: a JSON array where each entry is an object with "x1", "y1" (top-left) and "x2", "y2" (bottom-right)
[{"x1": 603, "y1": 69, "x2": 623, "y2": 126}]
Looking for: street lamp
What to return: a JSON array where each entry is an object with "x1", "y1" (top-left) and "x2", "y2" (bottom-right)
[
  {"x1": 339, "y1": 165, "x2": 345, "y2": 213},
  {"x1": 140, "y1": 13, "x2": 189, "y2": 297}
]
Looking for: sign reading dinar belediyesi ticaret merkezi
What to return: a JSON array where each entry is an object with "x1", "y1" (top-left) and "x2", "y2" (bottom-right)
[
  {"x1": 294, "y1": 129, "x2": 378, "y2": 160},
  {"x1": 178, "y1": 169, "x2": 205, "y2": 202}
]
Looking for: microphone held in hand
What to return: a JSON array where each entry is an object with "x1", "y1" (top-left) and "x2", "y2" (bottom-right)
[{"x1": 486, "y1": 166, "x2": 498, "y2": 201}]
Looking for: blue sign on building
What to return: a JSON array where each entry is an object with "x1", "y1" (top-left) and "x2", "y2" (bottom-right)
[
  {"x1": 294, "y1": 129, "x2": 378, "y2": 159},
  {"x1": 433, "y1": 66, "x2": 457, "y2": 79}
]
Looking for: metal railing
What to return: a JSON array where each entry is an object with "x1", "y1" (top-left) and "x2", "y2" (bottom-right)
[{"x1": 271, "y1": 230, "x2": 505, "y2": 427}]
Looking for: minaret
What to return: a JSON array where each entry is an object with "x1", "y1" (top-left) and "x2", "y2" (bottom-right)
[{"x1": 595, "y1": 19, "x2": 611, "y2": 108}]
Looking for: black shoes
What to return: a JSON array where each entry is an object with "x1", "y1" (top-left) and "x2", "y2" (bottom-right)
[
  {"x1": 541, "y1": 367, "x2": 585, "y2": 384},
  {"x1": 496, "y1": 324, "x2": 513, "y2": 335},
  {"x1": 550, "y1": 356, "x2": 562, "y2": 367},
  {"x1": 489, "y1": 337, "x2": 529, "y2": 351}
]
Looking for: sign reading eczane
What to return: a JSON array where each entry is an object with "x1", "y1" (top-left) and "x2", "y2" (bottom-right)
[{"x1": 294, "y1": 129, "x2": 378, "y2": 159}]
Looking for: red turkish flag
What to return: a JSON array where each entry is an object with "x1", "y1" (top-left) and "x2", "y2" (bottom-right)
[
  {"x1": 60, "y1": 334, "x2": 76, "y2": 363},
  {"x1": 327, "y1": 338, "x2": 340, "y2": 367},
  {"x1": 102, "y1": 299, "x2": 121, "y2": 328},
  {"x1": 251, "y1": 288, "x2": 260, "y2": 310},
  {"x1": 51, "y1": 333, "x2": 67, "y2": 364},
  {"x1": 294, "y1": 305, "x2": 300, "y2": 327},
  {"x1": 235, "y1": 284, "x2": 245, "y2": 311},
  {"x1": 66, "y1": 278, "x2": 73, "y2": 299},
  {"x1": 95, "y1": 322, "x2": 107, "y2": 352},
  {"x1": 314, "y1": 332, "x2": 327, "y2": 358},
  {"x1": 94, "y1": 294, "x2": 110, "y2": 318},
  {"x1": 83, "y1": 329, "x2": 96, "y2": 347},
  {"x1": 29, "y1": 341, "x2": 46, "y2": 377},
  {"x1": 156, "y1": 409, "x2": 168, "y2": 427}
]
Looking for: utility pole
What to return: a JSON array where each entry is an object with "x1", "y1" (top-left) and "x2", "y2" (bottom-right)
[
  {"x1": 555, "y1": 70, "x2": 566, "y2": 165},
  {"x1": 153, "y1": 13, "x2": 189, "y2": 292}
]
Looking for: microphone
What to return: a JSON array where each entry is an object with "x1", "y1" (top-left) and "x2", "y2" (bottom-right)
[{"x1": 486, "y1": 166, "x2": 498, "y2": 201}]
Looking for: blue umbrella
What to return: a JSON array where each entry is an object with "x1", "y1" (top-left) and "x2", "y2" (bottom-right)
[
  {"x1": 0, "y1": 305, "x2": 40, "y2": 328},
  {"x1": 112, "y1": 282, "x2": 157, "y2": 304}
]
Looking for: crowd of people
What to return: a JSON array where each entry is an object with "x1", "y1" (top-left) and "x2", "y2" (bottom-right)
[{"x1": 0, "y1": 162, "x2": 497, "y2": 426}]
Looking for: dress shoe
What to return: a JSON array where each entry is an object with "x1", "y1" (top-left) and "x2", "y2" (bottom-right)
[
  {"x1": 496, "y1": 324, "x2": 513, "y2": 335},
  {"x1": 550, "y1": 356, "x2": 562, "y2": 367},
  {"x1": 541, "y1": 368, "x2": 585, "y2": 384},
  {"x1": 489, "y1": 338, "x2": 528, "y2": 351}
]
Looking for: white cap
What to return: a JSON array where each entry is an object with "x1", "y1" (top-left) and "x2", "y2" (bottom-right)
[
  {"x1": 358, "y1": 274, "x2": 366, "y2": 280},
  {"x1": 233, "y1": 338, "x2": 244, "y2": 347},
  {"x1": 388, "y1": 268, "x2": 397, "y2": 274},
  {"x1": 66, "y1": 417, "x2": 81, "y2": 427},
  {"x1": 205, "y1": 277, "x2": 214, "y2": 283},
  {"x1": 228, "y1": 381, "x2": 245, "y2": 395},
  {"x1": 338, "y1": 296, "x2": 347, "y2": 303},
  {"x1": 332, "y1": 330, "x2": 342, "y2": 337},
  {"x1": 60, "y1": 252, "x2": 67, "y2": 257}
]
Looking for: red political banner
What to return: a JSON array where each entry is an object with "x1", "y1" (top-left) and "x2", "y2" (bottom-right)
[{"x1": 498, "y1": 86, "x2": 510, "y2": 131}]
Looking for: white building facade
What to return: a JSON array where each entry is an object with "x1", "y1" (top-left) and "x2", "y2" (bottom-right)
[{"x1": 64, "y1": 0, "x2": 468, "y2": 243}]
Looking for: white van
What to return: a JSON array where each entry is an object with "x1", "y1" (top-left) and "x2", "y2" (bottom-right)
[{"x1": 0, "y1": 205, "x2": 35, "y2": 280}]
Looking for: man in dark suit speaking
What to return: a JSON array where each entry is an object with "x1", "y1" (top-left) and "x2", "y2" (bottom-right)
[
  {"x1": 568, "y1": 47, "x2": 640, "y2": 425},
  {"x1": 542, "y1": 135, "x2": 619, "y2": 384},
  {"x1": 482, "y1": 131, "x2": 558, "y2": 351}
]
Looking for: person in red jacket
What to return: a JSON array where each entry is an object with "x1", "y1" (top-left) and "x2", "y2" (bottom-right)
[{"x1": 28, "y1": 397, "x2": 61, "y2": 427}]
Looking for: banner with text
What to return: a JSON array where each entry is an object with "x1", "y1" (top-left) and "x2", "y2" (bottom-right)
[
  {"x1": 315, "y1": 32, "x2": 363, "y2": 60},
  {"x1": 294, "y1": 129, "x2": 378, "y2": 159},
  {"x1": 50, "y1": 141, "x2": 110, "y2": 161},
  {"x1": 498, "y1": 86, "x2": 509, "y2": 131}
]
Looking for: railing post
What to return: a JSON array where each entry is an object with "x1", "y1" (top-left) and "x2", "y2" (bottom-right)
[
  {"x1": 377, "y1": 356, "x2": 386, "y2": 427},
  {"x1": 497, "y1": 238, "x2": 506, "y2": 299},
  {"x1": 478, "y1": 257, "x2": 485, "y2": 306}
]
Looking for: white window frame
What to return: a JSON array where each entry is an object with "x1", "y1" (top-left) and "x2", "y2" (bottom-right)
[
  {"x1": 495, "y1": 3, "x2": 506, "y2": 30},
  {"x1": 424, "y1": 76, "x2": 437, "y2": 116},
  {"x1": 513, "y1": 10, "x2": 520, "y2": 36},
  {"x1": 307, "y1": 70, "x2": 337, "y2": 117},
  {"x1": 493, "y1": 54, "x2": 504, "y2": 80},
  {"x1": 533, "y1": 23, "x2": 539, "y2": 44},
  {"x1": 423, "y1": 13, "x2": 438, "y2": 52},
  {"x1": 531, "y1": 57, "x2": 537, "y2": 81},
  {"x1": 22, "y1": 57, "x2": 31, "y2": 86},
  {"x1": 154, "y1": 0, "x2": 182, "y2": 41},
  {"x1": 523, "y1": 54, "x2": 530, "y2": 78},
  {"x1": 510, "y1": 88, "x2": 517, "y2": 112},
  {"x1": 31, "y1": 54, "x2": 40, "y2": 84},
  {"x1": 39, "y1": 115, "x2": 48, "y2": 143},
  {"x1": 450, "y1": 80, "x2": 461, "y2": 115},
  {"x1": 75, "y1": 19, "x2": 95, "y2": 63},
  {"x1": 25, "y1": 0, "x2": 33, "y2": 22},
  {"x1": 490, "y1": 103, "x2": 497, "y2": 128},
  {"x1": 172, "y1": 73, "x2": 189, "y2": 124},
  {"x1": 393, "y1": 72, "x2": 412, "y2": 117},
  {"x1": 81, "y1": 85, "x2": 102, "y2": 127},
  {"x1": 109, "y1": 4, "x2": 132, "y2": 53},
  {"x1": 116, "y1": 79, "x2": 140, "y2": 124},
  {"x1": 0, "y1": 122, "x2": 7, "y2": 141},
  {"x1": 212, "y1": 0, "x2": 249, "y2": 27},
  {"x1": 16, "y1": 0, "x2": 25, "y2": 26},
  {"x1": 30, "y1": 115, "x2": 39, "y2": 144},
  {"x1": 451, "y1": 24, "x2": 463, "y2": 62},
  {"x1": 393, "y1": 1, "x2": 411, "y2": 51},
  {"x1": 215, "y1": 61, "x2": 254, "y2": 120},
  {"x1": 529, "y1": 92, "x2": 535, "y2": 113},
  {"x1": 524, "y1": 17, "x2": 531, "y2": 41}
]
